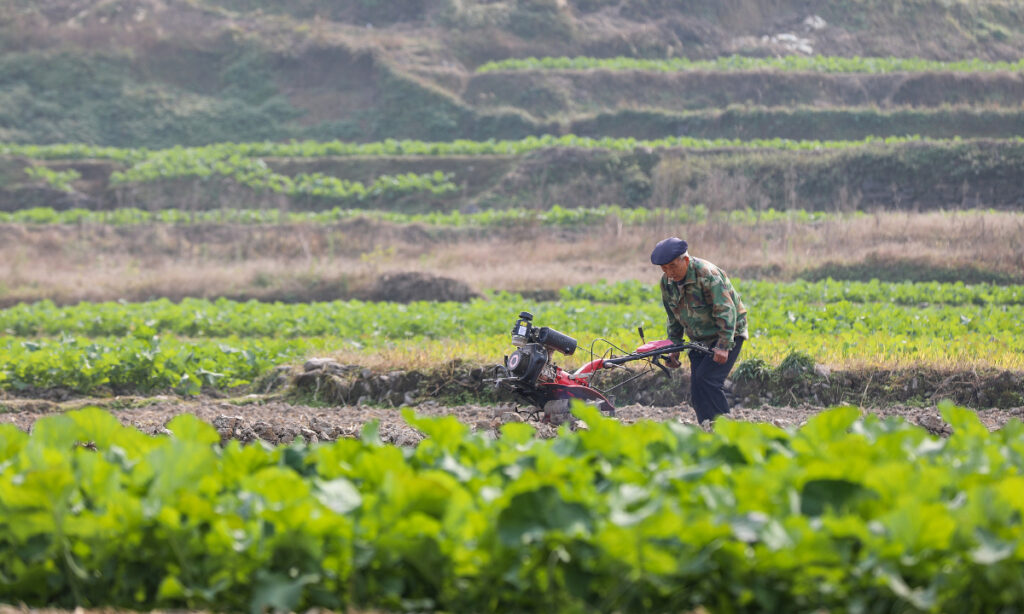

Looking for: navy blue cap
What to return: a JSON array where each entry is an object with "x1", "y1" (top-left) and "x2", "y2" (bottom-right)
[{"x1": 650, "y1": 237, "x2": 688, "y2": 265}]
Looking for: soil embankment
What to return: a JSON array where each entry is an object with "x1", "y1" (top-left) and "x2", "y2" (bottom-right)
[
  {"x1": 2, "y1": 395, "x2": 1021, "y2": 447},
  {"x1": 3, "y1": 357, "x2": 1022, "y2": 436}
]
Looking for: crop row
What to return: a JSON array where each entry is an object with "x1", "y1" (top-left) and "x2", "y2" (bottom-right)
[
  {"x1": 109, "y1": 150, "x2": 457, "y2": 204},
  {"x1": 476, "y1": 54, "x2": 1024, "y2": 74},
  {"x1": 4, "y1": 280, "x2": 1022, "y2": 338},
  {"x1": 2, "y1": 404, "x2": 1023, "y2": 612},
  {"x1": 1, "y1": 134, "x2": 984, "y2": 163},
  {"x1": 4, "y1": 326, "x2": 1019, "y2": 396},
  {"x1": 22, "y1": 165, "x2": 80, "y2": 191},
  {"x1": 1, "y1": 285, "x2": 1022, "y2": 394},
  {"x1": 571, "y1": 106, "x2": 1024, "y2": 141},
  {"x1": 0, "y1": 334, "x2": 322, "y2": 396},
  {"x1": 0, "y1": 204, "x2": 836, "y2": 227}
]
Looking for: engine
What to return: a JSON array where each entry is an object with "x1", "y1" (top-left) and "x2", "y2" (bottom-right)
[
  {"x1": 494, "y1": 310, "x2": 617, "y2": 421},
  {"x1": 503, "y1": 311, "x2": 576, "y2": 389},
  {"x1": 506, "y1": 343, "x2": 554, "y2": 387}
]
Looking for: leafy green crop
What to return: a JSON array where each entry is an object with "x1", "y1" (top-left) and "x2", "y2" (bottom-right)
[
  {"x1": 2, "y1": 403, "x2": 1024, "y2": 612},
  {"x1": 1, "y1": 280, "x2": 1022, "y2": 394},
  {"x1": 0, "y1": 334, "x2": 320, "y2": 395},
  {"x1": 2, "y1": 134, "x2": 1001, "y2": 164},
  {"x1": 22, "y1": 166, "x2": 81, "y2": 192},
  {"x1": 0, "y1": 203, "x2": 839, "y2": 227},
  {"x1": 3, "y1": 283, "x2": 1021, "y2": 339},
  {"x1": 108, "y1": 147, "x2": 457, "y2": 206},
  {"x1": 476, "y1": 54, "x2": 1024, "y2": 74}
]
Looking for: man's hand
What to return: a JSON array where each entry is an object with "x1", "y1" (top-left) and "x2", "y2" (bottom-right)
[
  {"x1": 663, "y1": 352, "x2": 681, "y2": 369},
  {"x1": 712, "y1": 347, "x2": 729, "y2": 364}
]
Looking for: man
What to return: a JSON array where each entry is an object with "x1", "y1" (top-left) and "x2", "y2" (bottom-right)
[{"x1": 650, "y1": 237, "x2": 748, "y2": 424}]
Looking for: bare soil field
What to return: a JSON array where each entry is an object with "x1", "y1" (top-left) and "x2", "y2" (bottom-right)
[
  {"x1": 1, "y1": 209, "x2": 1022, "y2": 306},
  {"x1": 3, "y1": 395, "x2": 1021, "y2": 445}
]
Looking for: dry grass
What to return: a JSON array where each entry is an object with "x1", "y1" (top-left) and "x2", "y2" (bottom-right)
[
  {"x1": 309, "y1": 340, "x2": 1024, "y2": 375},
  {"x1": 1, "y1": 210, "x2": 1022, "y2": 306}
]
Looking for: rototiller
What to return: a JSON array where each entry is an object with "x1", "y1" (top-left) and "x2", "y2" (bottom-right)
[{"x1": 492, "y1": 311, "x2": 711, "y2": 423}]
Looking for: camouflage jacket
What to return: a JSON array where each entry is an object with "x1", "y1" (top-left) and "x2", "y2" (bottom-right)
[{"x1": 660, "y1": 257, "x2": 748, "y2": 350}]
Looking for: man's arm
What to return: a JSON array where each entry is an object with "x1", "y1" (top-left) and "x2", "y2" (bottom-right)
[{"x1": 661, "y1": 277, "x2": 685, "y2": 344}]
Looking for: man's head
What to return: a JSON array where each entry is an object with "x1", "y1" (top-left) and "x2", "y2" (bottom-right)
[{"x1": 650, "y1": 237, "x2": 689, "y2": 281}]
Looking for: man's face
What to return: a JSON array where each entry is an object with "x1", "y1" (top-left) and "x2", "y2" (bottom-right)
[{"x1": 660, "y1": 255, "x2": 688, "y2": 282}]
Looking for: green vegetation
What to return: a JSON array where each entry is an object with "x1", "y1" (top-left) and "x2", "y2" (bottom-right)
[
  {"x1": 3, "y1": 404, "x2": 1024, "y2": 612},
  {"x1": 200, "y1": 0, "x2": 427, "y2": 23},
  {"x1": 111, "y1": 153, "x2": 458, "y2": 208},
  {"x1": 477, "y1": 54, "x2": 1024, "y2": 73},
  {"x1": 5, "y1": 281, "x2": 1021, "y2": 340},
  {"x1": 5, "y1": 0, "x2": 1024, "y2": 148},
  {"x1": 0, "y1": 204, "x2": 835, "y2": 227},
  {"x1": 0, "y1": 44, "x2": 539, "y2": 146},
  {"x1": 2, "y1": 280, "x2": 1021, "y2": 394},
  {"x1": 0, "y1": 134, "x2": 986, "y2": 162},
  {"x1": 0, "y1": 50, "x2": 303, "y2": 148},
  {"x1": 12, "y1": 136, "x2": 1024, "y2": 213},
  {"x1": 22, "y1": 166, "x2": 80, "y2": 192},
  {"x1": 803, "y1": 256, "x2": 1024, "y2": 286},
  {"x1": 570, "y1": 106, "x2": 1024, "y2": 141},
  {"x1": 0, "y1": 335, "x2": 314, "y2": 396}
]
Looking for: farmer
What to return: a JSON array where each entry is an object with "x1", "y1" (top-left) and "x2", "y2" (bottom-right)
[{"x1": 650, "y1": 237, "x2": 748, "y2": 424}]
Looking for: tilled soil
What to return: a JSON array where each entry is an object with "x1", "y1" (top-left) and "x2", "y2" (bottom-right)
[{"x1": 3, "y1": 396, "x2": 1023, "y2": 445}]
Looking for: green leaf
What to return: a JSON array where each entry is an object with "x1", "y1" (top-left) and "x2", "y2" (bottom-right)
[
  {"x1": 499, "y1": 421, "x2": 535, "y2": 444},
  {"x1": 970, "y1": 530, "x2": 1014, "y2": 565},
  {"x1": 877, "y1": 564, "x2": 937, "y2": 610},
  {"x1": 798, "y1": 406, "x2": 860, "y2": 443},
  {"x1": 66, "y1": 406, "x2": 124, "y2": 448},
  {"x1": 608, "y1": 483, "x2": 656, "y2": 527},
  {"x1": 940, "y1": 400, "x2": 988, "y2": 442},
  {"x1": 402, "y1": 409, "x2": 469, "y2": 451},
  {"x1": 315, "y1": 478, "x2": 362, "y2": 515},
  {"x1": 0, "y1": 423, "x2": 28, "y2": 462},
  {"x1": 144, "y1": 442, "x2": 218, "y2": 500},
  {"x1": 156, "y1": 575, "x2": 186, "y2": 601},
  {"x1": 165, "y1": 413, "x2": 220, "y2": 445},
  {"x1": 497, "y1": 485, "x2": 594, "y2": 546},
  {"x1": 360, "y1": 419, "x2": 381, "y2": 446},
  {"x1": 800, "y1": 478, "x2": 878, "y2": 516},
  {"x1": 439, "y1": 453, "x2": 473, "y2": 482},
  {"x1": 29, "y1": 414, "x2": 79, "y2": 450},
  {"x1": 249, "y1": 570, "x2": 319, "y2": 614}
]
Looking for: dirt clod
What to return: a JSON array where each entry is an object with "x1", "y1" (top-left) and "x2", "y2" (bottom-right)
[
  {"x1": 363, "y1": 271, "x2": 480, "y2": 303},
  {"x1": 3, "y1": 396, "x2": 1022, "y2": 447}
]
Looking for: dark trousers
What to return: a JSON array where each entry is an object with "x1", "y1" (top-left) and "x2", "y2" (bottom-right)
[{"x1": 688, "y1": 338, "x2": 744, "y2": 423}]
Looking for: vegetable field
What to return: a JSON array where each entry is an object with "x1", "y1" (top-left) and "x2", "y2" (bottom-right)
[
  {"x1": 3, "y1": 403, "x2": 1024, "y2": 612},
  {"x1": 1, "y1": 134, "x2": 1004, "y2": 162},
  {"x1": 0, "y1": 203, "x2": 833, "y2": 227},
  {"x1": 11, "y1": 134, "x2": 1024, "y2": 214},
  {"x1": 476, "y1": 54, "x2": 1024, "y2": 73},
  {"x1": 2, "y1": 280, "x2": 1022, "y2": 396}
]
